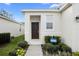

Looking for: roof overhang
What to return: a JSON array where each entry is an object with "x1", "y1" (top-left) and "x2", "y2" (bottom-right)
[
  {"x1": 59, "y1": 3, "x2": 72, "y2": 12},
  {"x1": 22, "y1": 9, "x2": 60, "y2": 13},
  {"x1": 21, "y1": 3, "x2": 72, "y2": 13}
]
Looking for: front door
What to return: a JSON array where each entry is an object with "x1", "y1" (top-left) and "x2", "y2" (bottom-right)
[{"x1": 31, "y1": 22, "x2": 39, "y2": 39}]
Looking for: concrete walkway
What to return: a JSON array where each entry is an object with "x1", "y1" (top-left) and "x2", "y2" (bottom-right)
[{"x1": 25, "y1": 45, "x2": 43, "y2": 56}]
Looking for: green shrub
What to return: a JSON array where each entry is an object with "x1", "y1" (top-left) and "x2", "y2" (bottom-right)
[
  {"x1": 18, "y1": 41, "x2": 28, "y2": 49},
  {"x1": 45, "y1": 36, "x2": 52, "y2": 43},
  {"x1": 11, "y1": 36, "x2": 15, "y2": 39},
  {"x1": 42, "y1": 43, "x2": 54, "y2": 54},
  {"x1": 44, "y1": 43, "x2": 54, "y2": 49},
  {"x1": 53, "y1": 36, "x2": 61, "y2": 44},
  {"x1": 59, "y1": 43, "x2": 72, "y2": 53},
  {"x1": 8, "y1": 50, "x2": 17, "y2": 56},
  {"x1": 9, "y1": 47, "x2": 26, "y2": 56},
  {"x1": 42, "y1": 43, "x2": 61, "y2": 55},
  {"x1": 8, "y1": 40, "x2": 29, "y2": 56},
  {"x1": 16, "y1": 47, "x2": 26, "y2": 56},
  {"x1": 47, "y1": 44, "x2": 60, "y2": 55},
  {"x1": 44, "y1": 35, "x2": 61, "y2": 45}
]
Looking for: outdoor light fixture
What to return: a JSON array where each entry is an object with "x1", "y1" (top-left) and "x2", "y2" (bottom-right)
[{"x1": 76, "y1": 16, "x2": 79, "y2": 22}]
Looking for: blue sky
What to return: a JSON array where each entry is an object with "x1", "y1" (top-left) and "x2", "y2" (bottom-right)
[{"x1": 0, "y1": 3, "x2": 61, "y2": 22}]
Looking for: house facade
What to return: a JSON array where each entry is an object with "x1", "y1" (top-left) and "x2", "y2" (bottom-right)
[
  {"x1": 0, "y1": 10, "x2": 24, "y2": 37},
  {"x1": 22, "y1": 3, "x2": 79, "y2": 52}
]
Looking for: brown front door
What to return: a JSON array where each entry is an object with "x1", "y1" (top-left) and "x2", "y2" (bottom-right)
[{"x1": 31, "y1": 22, "x2": 39, "y2": 39}]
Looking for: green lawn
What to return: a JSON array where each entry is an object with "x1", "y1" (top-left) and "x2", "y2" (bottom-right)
[{"x1": 0, "y1": 35, "x2": 24, "y2": 56}]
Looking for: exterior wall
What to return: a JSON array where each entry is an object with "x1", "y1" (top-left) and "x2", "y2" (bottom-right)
[
  {"x1": 41, "y1": 13, "x2": 62, "y2": 44},
  {"x1": 61, "y1": 4, "x2": 79, "y2": 52},
  {"x1": 61, "y1": 5, "x2": 77, "y2": 52},
  {"x1": 72, "y1": 4, "x2": 79, "y2": 51},
  {"x1": 25, "y1": 12, "x2": 61, "y2": 44},
  {"x1": 0, "y1": 18, "x2": 24, "y2": 37},
  {"x1": 20, "y1": 24, "x2": 24, "y2": 35},
  {"x1": 44, "y1": 13, "x2": 62, "y2": 36},
  {"x1": 24, "y1": 4, "x2": 79, "y2": 52}
]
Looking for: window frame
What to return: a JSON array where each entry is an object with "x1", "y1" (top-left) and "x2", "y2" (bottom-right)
[{"x1": 46, "y1": 22, "x2": 53, "y2": 29}]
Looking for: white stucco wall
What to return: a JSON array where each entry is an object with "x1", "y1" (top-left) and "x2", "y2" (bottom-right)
[
  {"x1": 44, "y1": 13, "x2": 62, "y2": 36},
  {"x1": 61, "y1": 4, "x2": 79, "y2": 52},
  {"x1": 20, "y1": 24, "x2": 24, "y2": 35},
  {"x1": 0, "y1": 17, "x2": 24, "y2": 37},
  {"x1": 61, "y1": 5, "x2": 78, "y2": 52},
  {"x1": 24, "y1": 12, "x2": 61, "y2": 44},
  {"x1": 24, "y1": 4, "x2": 79, "y2": 52},
  {"x1": 72, "y1": 4, "x2": 79, "y2": 51}
]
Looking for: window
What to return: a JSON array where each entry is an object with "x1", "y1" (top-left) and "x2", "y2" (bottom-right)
[{"x1": 46, "y1": 23, "x2": 53, "y2": 29}]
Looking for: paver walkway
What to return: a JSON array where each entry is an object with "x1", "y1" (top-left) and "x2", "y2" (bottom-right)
[{"x1": 25, "y1": 45, "x2": 43, "y2": 56}]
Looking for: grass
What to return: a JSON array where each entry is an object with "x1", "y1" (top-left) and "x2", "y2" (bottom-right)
[
  {"x1": 72, "y1": 52, "x2": 79, "y2": 56},
  {"x1": 0, "y1": 35, "x2": 24, "y2": 56}
]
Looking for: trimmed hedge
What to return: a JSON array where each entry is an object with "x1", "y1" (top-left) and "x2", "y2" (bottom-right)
[
  {"x1": 45, "y1": 36, "x2": 61, "y2": 44},
  {"x1": 18, "y1": 41, "x2": 29, "y2": 49},
  {"x1": 59, "y1": 43, "x2": 72, "y2": 53},
  {"x1": 42, "y1": 43, "x2": 72, "y2": 56},
  {"x1": 0, "y1": 33, "x2": 11, "y2": 44},
  {"x1": 54, "y1": 36, "x2": 61, "y2": 44},
  {"x1": 45, "y1": 36, "x2": 52, "y2": 43}
]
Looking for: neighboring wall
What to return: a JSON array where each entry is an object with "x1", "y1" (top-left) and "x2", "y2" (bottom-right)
[
  {"x1": 61, "y1": 4, "x2": 78, "y2": 52},
  {"x1": 0, "y1": 17, "x2": 24, "y2": 37},
  {"x1": 72, "y1": 3, "x2": 79, "y2": 52},
  {"x1": 20, "y1": 23, "x2": 24, "y2": 36}
]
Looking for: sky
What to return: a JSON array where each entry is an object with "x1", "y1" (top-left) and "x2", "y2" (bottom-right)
[{"x1": 0, "y1": 3, "x2": 62, "y2": 22}]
